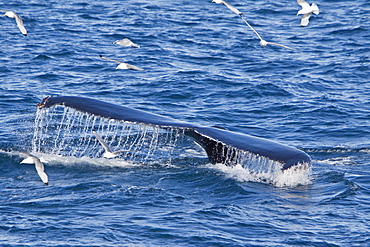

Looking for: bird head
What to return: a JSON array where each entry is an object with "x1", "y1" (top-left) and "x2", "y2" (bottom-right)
[{"x1": 4, "y1": 11, "x2": 15, "y2": 18}]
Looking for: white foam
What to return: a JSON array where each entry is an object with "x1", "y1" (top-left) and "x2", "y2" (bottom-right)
[
  {"x1": 4, "y1": 150, "x2": 138, "y2": 169},
  {"x1": 36, "y1": 152, "x2": 140, "y2": 168},
  {"x1": 205, "y1": 162, "x2": 312, "y2": 187}
]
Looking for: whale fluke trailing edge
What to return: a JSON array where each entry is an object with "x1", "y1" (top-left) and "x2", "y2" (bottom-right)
[{"x1": 37, "y1": 96, "x2": 311, "y2": 170}]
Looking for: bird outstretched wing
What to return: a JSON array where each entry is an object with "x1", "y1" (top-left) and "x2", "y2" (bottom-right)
[
  {"x1": 267, "y1": 42, "x2": 296, "y2": 50},
  {"x1": 300, "y1": 13, "x2": 311, "y2": 27},
  {"x1": 14, "y1": 12, "x2": 27, "y2": 36},
  {"x1": 126, "y1": 64, "x2": 145, "y2": 71},
  {"x1": 297, "y1": 0, "x2": 310, "y2": 8},
  {"x1": 93, "y1": 130, "x2": 112, "y2": 153},
  {"x1": 99, "y1": 55, "x2": 123, "y2": 64},
  {"x1": 222, "y1": 0, "x2": 242, "y2": 16}
]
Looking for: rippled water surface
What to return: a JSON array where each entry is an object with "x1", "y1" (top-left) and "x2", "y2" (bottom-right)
[{"x1": 1, "y1": 0, "x2": 370, "y2": 246}]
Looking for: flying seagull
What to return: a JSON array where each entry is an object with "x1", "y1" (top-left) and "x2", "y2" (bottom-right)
[
  {"x1": 20, "y1": 155, "x2": 47, "y2": 164},
  {"x1": 240, "y1": 16, "x2": 296, "y2": 50},
  {"x1": 212, "y1": 0, "x2": 242, "y2": 16},
  {"x1": 113, "y1": 38, "x2": 140, "y2": 48},
  {"x1": 99, "y1": 55, "x2": 145, "y2": 71},
  {"x1": 1, "y1": 10, "x2": 27, "y2": 36},
  {"x1": 19, "y1": 152, "x2": 48, "y2": 185},
  {"x1": 93, "y1": 130, "x2": 129, "y2": 158},
  {"x1": 211, "y1": 1, "x2": 295, "y2": 50},
  {"x1": 296, "y1": 0, "x2": 319, "y2": 27}
]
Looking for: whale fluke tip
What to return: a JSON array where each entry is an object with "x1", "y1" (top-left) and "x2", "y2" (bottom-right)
[{"x1": 37, "y1": 96, "x2": 51, "y2": 108}]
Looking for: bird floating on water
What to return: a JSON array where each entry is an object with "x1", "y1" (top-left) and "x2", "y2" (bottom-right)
[
  {"x1": 211, "y1": 0, "x2": 295, "y2": 50},
  {"x1": 113, "y1": 38, "x2": 140, "y2": 48},
  {"x1": 93, "y1": 130, "x2": 129, "y2": 158},
  {"x1": 99, "y1": 55, "x2": 145, "y2": 71},
  {"x1": 19, "y1": 152, "x2": 48, "y2": 185},
  {"x1": 296, "y1": 0, "x2": 319, "y2": 27},
  {"x1": 1, "y1": 10, "x2": 27, "y2": 36}
]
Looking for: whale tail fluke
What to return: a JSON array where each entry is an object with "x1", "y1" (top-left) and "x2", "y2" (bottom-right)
[{"x1": 36, "y1": 96, "x2": 310, "y2": 171}]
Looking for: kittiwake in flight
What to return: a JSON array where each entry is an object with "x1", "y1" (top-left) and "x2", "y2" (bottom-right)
[
  {"x1": 211, "y1": 1, "x2": 296, "y2": 50},
  {"x1": 19, "y1": 152, "x2": 48, "y2": 185},
  {"x1": 113, "y1": 38, "x2": 140, "y2": 48},
  {"x1": 296, "y1": 0, "x2": 319, "y2": 27},
  {"x1": 93, "y1": 130, "x2": 129, "y2": 158},
  {"x1": 21, "y1": 155, "x2": 47, "y2": 164},
  {"x1": 212, "y1": 0, "x2": 242, "y2": 16},
  {"x1": 99, "y1": 55, "x2": 145, "y2": 71},
  {"x1": 1, "y1": 10, "x2": 27, "y2": 36},
  {"x1": 240, "y1": 16, "x2": 296, "y2": 50}
]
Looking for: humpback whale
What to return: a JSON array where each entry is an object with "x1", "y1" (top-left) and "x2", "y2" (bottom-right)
[{"x1": 37, "y1": 96, "x2": 311, "y2": 170}]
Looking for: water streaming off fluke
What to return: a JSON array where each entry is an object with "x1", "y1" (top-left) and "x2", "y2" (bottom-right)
[
  {"x1": 32, "y1": 106, "x2": 185, "y2": 165},
  {"x1": 34, "y1": 96, "x2": 311, "y2": 176}
]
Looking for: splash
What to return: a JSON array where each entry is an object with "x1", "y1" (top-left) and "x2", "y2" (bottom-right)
[{"x1": 208, "y1": 162, "x2": 312, "y2": 187}]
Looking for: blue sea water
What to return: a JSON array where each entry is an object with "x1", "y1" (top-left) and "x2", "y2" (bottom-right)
[{"x1": 1, "y1": 0, "x2": 370, "y2": 246}]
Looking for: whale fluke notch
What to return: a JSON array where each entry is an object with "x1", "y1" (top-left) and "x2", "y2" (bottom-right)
[{"x1": 37, "y1": 96, "x2": 311, "y2": 170}]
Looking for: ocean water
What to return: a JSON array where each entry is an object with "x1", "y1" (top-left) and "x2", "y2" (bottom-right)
[{"x1": 1, "y1": 0, "x2": 370, "y2": 246}]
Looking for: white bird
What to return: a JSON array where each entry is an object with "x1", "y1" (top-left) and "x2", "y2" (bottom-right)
[
  {"x1": 240, "y1": 16, "x2": 296, "y2": 50},
  {"x1": 99, "y1": 55, "x2": 145, "y2": 71},
  {"x1": 113, "y1": 38, "x2": 140, "y2": 48},
  {"x1": 2, "y1": 10, "x2": 27, "y2": 36},
  {"x1": 19, "y1": 152, "x2": 48, "y2": 185},
  {"x1": 211, "y1": 1, "x2": 295, "y2": 50},
  {"x1": 93, "y1": 130, "x2": 128, "y2": 159},
  {"x1": 212, "y1": 0, "x2": 242, "y2": 16},
  {"x1": 21, "y1": 155, "x2": 48, "y2": 164},
  {"x1": 297, "y1": 0, "x2": 319, "y2": 27}
]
